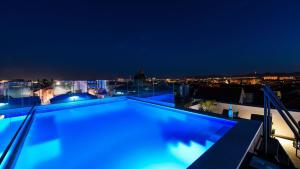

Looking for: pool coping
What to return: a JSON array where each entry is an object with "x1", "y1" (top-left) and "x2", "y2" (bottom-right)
[{"x1": 188, "y1": 119, "x2": 262, "y2": 169}]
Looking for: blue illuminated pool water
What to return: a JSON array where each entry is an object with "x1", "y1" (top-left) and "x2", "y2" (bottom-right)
[{"x1": 11, "y1": 98, "x2": 235, "y2": 169}]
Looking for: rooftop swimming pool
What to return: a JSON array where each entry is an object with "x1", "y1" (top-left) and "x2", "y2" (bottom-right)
[{"x1": 0, "y1": 97, "x2": 237, "y2": 169}]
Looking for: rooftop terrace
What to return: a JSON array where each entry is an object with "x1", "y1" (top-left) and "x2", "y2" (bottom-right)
[{"x1": 0, "y1": 80, "x2": 298, "y2": 168}]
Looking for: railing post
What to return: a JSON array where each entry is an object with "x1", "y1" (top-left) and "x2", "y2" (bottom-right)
[
  {"x1": 263, "y1": 93, "x2": 268, "y2": 155},
  {"x1": 267, "y1": 97, "x2": 272, "y2": 139}
]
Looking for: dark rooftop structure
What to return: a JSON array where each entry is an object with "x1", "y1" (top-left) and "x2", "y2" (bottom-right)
[{"x1": 194, "y1": 86, "x2": 243, "y2": 104}]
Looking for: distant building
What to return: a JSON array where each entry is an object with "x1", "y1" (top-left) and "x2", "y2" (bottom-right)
[
  {"x1": 74, "y1": 81, "x2": 88, "y2": 93},
  {"x1": 97, "y1": 80, "x2": 107, "y2": 89},
  {"x1": 229, "y1": 76, "x2": 261, "y2": 85},
  {"x1": 263, "y1": 75, "x2": 295, "y2": 81},
  {"x1": 87, "y1": 80, "x2": 98, "y2": 89},
  {"x1": 263, "y1": 76, "x2": 278, "y2": 81},
  {"x1": 279, "y1": 76, "x2": 295, "y2": 81},
  {"x1": 134, "y1": 69, "x2": 146, "y2": 81},
  {"x1": 194, "y1": 86, "x2": 243, "y2": 104},
  {"x1": 87, "y1": 80, "x2": 107, "y2": 89}
]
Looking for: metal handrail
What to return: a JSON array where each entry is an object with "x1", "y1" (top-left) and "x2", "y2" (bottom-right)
[
  {"x1": 267, "y1": 87, "x2": 300, "y2": 131},
  {"x1": 262, "y1": 85, "x2": 300, "y2": 156},
  {"x1": 268, "y1": 96, "x2": 299, "y2": 138},
  {"x1": 263, "y1": 85, "x2": 300, "y2": 131},
  {"x1": 262, "y1": 85, "x2": 300, "y2": 139},
  {"x1": 0, "y1": 104, "x2": 36, "y2": 168}
]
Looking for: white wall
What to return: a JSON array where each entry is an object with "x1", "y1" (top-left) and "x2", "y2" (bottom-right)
[
  {"x1": 53, "y1": 86, "x2": 71, "y2": 96},
  {"x1": 190, "y1": 103, "x2": 300, "y2": 138}
]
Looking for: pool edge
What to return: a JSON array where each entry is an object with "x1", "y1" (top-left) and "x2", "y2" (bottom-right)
[{"x1": 188, "y1": 119, "x2": 262, "y2": 169}]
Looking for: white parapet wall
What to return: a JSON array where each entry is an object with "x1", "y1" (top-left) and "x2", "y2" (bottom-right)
[{"x1": 190, "y1": 103, "x2": 300, "y2": 139}]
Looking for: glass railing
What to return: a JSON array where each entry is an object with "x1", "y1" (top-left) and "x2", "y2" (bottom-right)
[{"x1": 0, "y1": 79, "x2": 184, "y2": 112}]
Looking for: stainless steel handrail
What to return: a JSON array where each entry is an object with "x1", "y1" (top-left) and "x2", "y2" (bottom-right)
[
  {"x1": 0, "y1": 104, "x2": 36, "y2": 168},
  {"x1": 264, "y1": 86, "x2": 300, "y2": 131},
  {"x1": 263, "y1": 85, "x2": 300, "y2": 138},
  {"x1": 262, "y1": 85, "x2": 300, "y2": 156}
]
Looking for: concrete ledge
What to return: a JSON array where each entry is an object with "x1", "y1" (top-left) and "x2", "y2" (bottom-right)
[
  {"x1": 188, "y1": 119, "x2": 262, "y2": 169},
  {"x1": 191, "y1": 102, "x2": 300, "y2": 139}
]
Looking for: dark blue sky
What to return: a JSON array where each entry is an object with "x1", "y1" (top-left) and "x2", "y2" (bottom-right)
[{"x1": 0, "y1": 0, "x2": 300, "y2": 79}]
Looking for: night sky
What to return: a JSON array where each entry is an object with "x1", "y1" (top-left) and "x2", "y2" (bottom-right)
[{"x1": 1, "y1": 0, "x2": 300, "y2": 79}]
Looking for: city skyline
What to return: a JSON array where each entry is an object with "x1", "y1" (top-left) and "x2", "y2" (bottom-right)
[{"x1": 1, "y1": 0, "x2": 300, "y2": 79}]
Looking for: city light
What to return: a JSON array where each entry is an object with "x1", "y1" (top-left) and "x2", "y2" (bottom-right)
[
  {"x1": 0, "y1": 114, "x2": 5, "y2": 120},
  {"x1": 116, "y1": 91, "x2": 124, "y2": 95}
]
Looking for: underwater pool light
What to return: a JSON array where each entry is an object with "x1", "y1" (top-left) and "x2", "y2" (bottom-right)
[
  {"x1": 0, "y1": 114, "x2": 4, "y2": 120},
  {"x1": 69, "y1": 96, "x2": 80, "y2": 101},
  {"x1": 0, "y1": 103, "x2": 8, "y2": 107}
]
